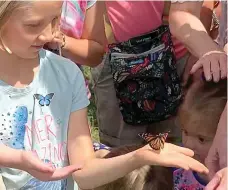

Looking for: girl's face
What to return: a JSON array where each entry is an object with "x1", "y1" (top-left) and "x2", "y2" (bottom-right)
[
  {"x1": 182, "y1": 126, "x2": 213, "y2": 163},
  {"x1": 0, "y1": 1, "x2": 62, "y2": 59}
]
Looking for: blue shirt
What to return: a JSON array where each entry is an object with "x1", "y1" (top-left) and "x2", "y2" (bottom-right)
[{"x1": 0, "y1": 49, "x2": 89, "y2": 190}]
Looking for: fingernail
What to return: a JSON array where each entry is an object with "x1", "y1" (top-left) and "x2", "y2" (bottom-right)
[
  {"x1": 206, "y1": 77, "x2": 212, "y2": 81},
  {"x1": 204, "y1": 168, "x2": 209, "y2": 174},
  {"x1": 214, "y1": 78, "x2": 220, "y2": 83}
]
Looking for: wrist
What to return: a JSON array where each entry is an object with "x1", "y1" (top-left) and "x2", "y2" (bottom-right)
[
  {"x1": 132, "y1": 147, "x2": 150, "y2": 167},
  {"x1": 197, "y1": 37, "x2": 221, "y2": 58},
  {"x1": 9, "y1": 150, "x2": 24, "y2": 170}
]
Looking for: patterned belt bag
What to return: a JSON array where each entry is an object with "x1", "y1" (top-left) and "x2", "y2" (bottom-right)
[{"x1": 108, "y1": 25, "x2": 182, "y2": 126}]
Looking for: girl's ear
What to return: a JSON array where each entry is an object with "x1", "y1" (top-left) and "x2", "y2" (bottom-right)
[{"x1": 0, "y1": 34, "x2": 12, "y2": 54}]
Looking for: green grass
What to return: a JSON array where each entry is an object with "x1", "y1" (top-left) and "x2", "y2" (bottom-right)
[{"x1": 83, "y1": 66, "x2": 100, "y2": 142}]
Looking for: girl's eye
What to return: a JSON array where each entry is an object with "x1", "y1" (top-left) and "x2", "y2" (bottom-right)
[
  {"x1": 198, "y1": 137, "x2": 205, "y2": 144},
  {"x1": 26, "y1": 23, "x2": 40, "y2": 28}
]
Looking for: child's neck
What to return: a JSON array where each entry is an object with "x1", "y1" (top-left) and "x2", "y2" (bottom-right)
[{"x1": 0, "y1": 51, "x2": 40, "y2": 88}]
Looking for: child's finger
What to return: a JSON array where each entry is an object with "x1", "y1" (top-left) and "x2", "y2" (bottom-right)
[
  {"x1": 219, "y1": 55, "x2": 227, "y2": 79},
  {"x1": 52, "y1": 38, "x2": 62, "y2": 44},
  {"x1": 203, "y1": 61, "x2": 213, "y2": 81},
  {"x1": 190, "y1": 60, "x2": 203, "y2": 74},
  {"x1": 211, "y1": 60, "x2": 220, "y2": 82},
  {"x1": 205, "y1": 175, "x2": 221, "y2": 190},
  {"x1": 168, "y1": 153, "x2": 209, "y2": 174},
  {"x1": 168, "y1": 144, "x2": 194, "y2": 157},
  {"x1": 184, "y1": 156, "x2": 209, "y2": 174},
  {"x1": 168, "y1": 158, "x2": 190, "y2": 171}
]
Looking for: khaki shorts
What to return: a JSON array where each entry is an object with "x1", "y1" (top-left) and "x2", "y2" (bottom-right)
[{"x1": 91, "y1": 53, "x2": 190, "y2": 147}]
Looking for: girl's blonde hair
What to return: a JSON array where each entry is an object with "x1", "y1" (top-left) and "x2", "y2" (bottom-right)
[
  {"x1": 0, "y1": 1, "x2": 34, "y2": 54},
  {"x1": 0, "y1": 1, "x2": 26, "y2": 27}
]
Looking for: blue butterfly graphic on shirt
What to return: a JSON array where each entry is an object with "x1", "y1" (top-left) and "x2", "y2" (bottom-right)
[
  {"x1": 34, "y1": 93, "x2": 54, "y2": 107},
  {"x1": 10, "y1": 106, "x2": 28, "y2": 149}
]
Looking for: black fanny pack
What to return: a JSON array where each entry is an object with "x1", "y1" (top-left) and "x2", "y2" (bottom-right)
[{"x1": 108, "y1": 25, "x2": 182, "y2": 125}]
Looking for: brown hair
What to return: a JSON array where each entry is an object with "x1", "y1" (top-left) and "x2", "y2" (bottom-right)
[
  {"x1": 94, "y1": 145, "x2": 173, "y2": 190},
  {"x1": 178, "y1": 76, "x2": 227, "y2": 135}
]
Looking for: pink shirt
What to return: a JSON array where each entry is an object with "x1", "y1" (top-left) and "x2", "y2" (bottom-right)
[
  {"x1": 60, "y1": 0, "x2": 96, "y2": 39},
  {"x1": 60, "y1": 0, "x2": 96, "y2": 99},
  {"x1": 174, "y1": 168, "x2": 206, "y2": 190},
  {"x1": 106, "y1": 1, "x2": 187, "y2": 59}
]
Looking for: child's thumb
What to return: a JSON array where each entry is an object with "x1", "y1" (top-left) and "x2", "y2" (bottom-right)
[{"x1": 205, "y1": 174, "x2": 221, "y2": 190}]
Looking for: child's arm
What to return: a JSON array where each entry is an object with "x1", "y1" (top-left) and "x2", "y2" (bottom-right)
[
  {"x1": 61, "y1": 1, "x2": 106, "y2": 67},
  {"x1": 0, "y1": 144, "x2": 81, "y2": 181},
  {"x1": 0, "y1": 144, "x2": 24, "y2": 169},
  {"x1": 169, "y1": 2, "x2": 226, "y2": 82},
  {"x1": 68, "y1": 108, "x2": 209, "y2": 190},
  {"x1": 169, "y1": 1, "x2": 218, "y2": 58}
]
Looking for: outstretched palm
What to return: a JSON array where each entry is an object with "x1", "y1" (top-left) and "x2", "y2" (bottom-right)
[
  {"x1": 135, "y1": 143, "x2": 209, "y2": 174},
  {"x1": 20, "y1": 151, "x2": 82, "y2": 181}
]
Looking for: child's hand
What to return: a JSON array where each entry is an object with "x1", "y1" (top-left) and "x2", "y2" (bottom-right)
[
  {"x1": 46, "y1": 31, "x2": 65, "y2": 51},
  {"x1": 20, "y1": 151, "x2": 82, "y2": 181},
  {"x1": 205, "y1": 167, "x2": 227, "y2": 190},
  {"x1": 135, "y1": 143, "x2": 209, "y2": 174},
  {"x1": 190, "y1": 50, "x2": 227, "y2": 82}
]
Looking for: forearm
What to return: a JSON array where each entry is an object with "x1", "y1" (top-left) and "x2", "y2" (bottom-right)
[
  {"x1": 62, "y1": 36, "x2": 105, "y2": 67},
  {"x1": 0, "y1": 144, "x2": 22, "y2": 169},
  {"x1": 169, "y1": 10, "x2": 220, "y2": 58},
  {"x1": 72, "y1": 150, "x2": 143, "y2": 189}
]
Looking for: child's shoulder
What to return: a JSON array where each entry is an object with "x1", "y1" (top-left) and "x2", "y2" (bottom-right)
[
  {"x1": 63, "y1": 0, "x2": 96, "y2": 12},
  {"x1": 40, "y1": 49, "x2": 83, "y2": 83}
]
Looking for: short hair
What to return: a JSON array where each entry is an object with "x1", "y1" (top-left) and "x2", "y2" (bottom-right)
[
  {"x1": 178, "y1": 76, "x2": 227, "y2": 136},
  {"x1": 94, "y1": 145, "x2": 173, "y2": 190}
]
